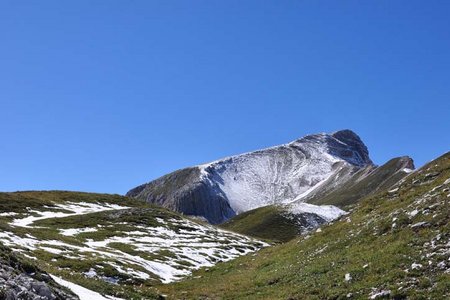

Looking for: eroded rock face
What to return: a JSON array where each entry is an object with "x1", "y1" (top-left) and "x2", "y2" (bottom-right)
[
  {"x1": 127, "y1": 167, "x2": 236, "y2": 224},
  {"x1": 0, "y1": 246, "x2": 77, "y2": 300},
  {"x1": 127, "y1": 130, "x2": 376, "y2": 224}
]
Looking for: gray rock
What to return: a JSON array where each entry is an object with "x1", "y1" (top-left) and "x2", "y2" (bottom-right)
[{"x1": 0, "y1": 246, "x2": 78, "y2": 300}]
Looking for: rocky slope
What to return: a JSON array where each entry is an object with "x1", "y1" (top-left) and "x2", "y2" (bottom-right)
[
  {"x1": 0, "y1": 244, "x2": 77, "y2": 300},
  {"x1": 127, "y1": 130, "x2": 375, "y2": 224}
]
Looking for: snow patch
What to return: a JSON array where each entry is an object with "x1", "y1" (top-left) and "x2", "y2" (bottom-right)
[
  {"x1": 10, "y1": 202, "x2": 129, "y2": 227},
  {"x1": 286, "y1": 202, "x2": 346, "y2": 221},
  {"x1": 0, "y1": 212, "x2": 18, "y2": 217},
  {"x1": 1, "y1": 214, "x2": 267, "y2": 284},
  {"x1": 369, "y1": 289, "x2": 391, "y2": 299},
  {"x1": 60, "y1": 227, "x2": 98, "y2": 236},
  {"x1": 50, "y1": 275, "x2": 124, "y2": 300}
]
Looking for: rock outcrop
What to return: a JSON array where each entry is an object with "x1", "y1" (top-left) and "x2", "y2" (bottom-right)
[{"x1": 0, "y1": 245, "x2": 77, "y2": 300}]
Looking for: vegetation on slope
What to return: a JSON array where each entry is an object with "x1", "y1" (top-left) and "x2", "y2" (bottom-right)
[
  {"x1": 0, "y1": 191, "x2": 159, "y2": 299},
  {"x1": 221, "y1": 205, "x2": 325, "y2": 243},
  {"x1": 307, "y1": 156, "x2": 414, "y2": 208},
  {"x1": 0, "y1": 190, "x2": 141, "y2": 213},
  {"x1": 0, "y1": 191, "x2": 265, "y2": 300},
  {"x1": 159, "y1": 152, "x2": 450, "y2": 299}
]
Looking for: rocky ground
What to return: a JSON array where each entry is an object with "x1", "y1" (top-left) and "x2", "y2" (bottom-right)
[{"x1": 0, "y1": 245, "x2": 77, "y2": 300}]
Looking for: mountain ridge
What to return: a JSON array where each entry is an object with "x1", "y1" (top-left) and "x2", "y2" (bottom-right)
[{"x1": 127, "y1": 130, "x2": 377, "y2": 224}]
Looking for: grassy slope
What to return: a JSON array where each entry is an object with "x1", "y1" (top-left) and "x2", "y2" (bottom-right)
[
  {"x1": 0, "y1": 190, "x2": 143, "y2": 212},
  {"x1": 0, "y1": 190, "x2": 266, "y2": 300},
  {"x1": 0, "y1": 191, "x2": 162, "y2": 299},
  {"x1": 308, "y1": 157, "x2": 413, "y2": 208},
  {"x1": 159, "y1": 152, "x2": 450, "y2": 299},
  {"x1": 28, "y1": 207, "x2": 184, "y2": 299},
  {"x1": 221, "y1": 206, "x2": 324, "y2": 243},
  {"x1": 221, "y1": 206, "x2": 299, "y2": 243}
]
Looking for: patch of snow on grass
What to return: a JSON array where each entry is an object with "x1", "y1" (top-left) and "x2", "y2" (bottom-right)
[
  {"x1": 40, "y1": 246, "x2": 64, "y2": 255},
  {"x1": 369, "y1": 289, "x2": 391, "y2": 299},
  {"x1": 1, "y1": 205, "x2": 267, "y2": 284},
  {"x1": 80, "y1": 219, "x2": 268, "y2": 283},
  {"x1": 50, "y1": 275, "x2": 124, "y2": 300},
  {"x1": 408, "y1": 209, "x2": 419, "y2": 218},
  {"x1": 10, "y1": 202, "x2": 129, "y2": 227},
  {"x1": 60, "y1": 227, "x2": 98, "y2": 236},
  {"x1": 0, "y1": 212, "x2": 18, "y2": 217},
  {"x1": 286, "y1": 202, "x2": 346, "y2": 221},
  {"x1": 0, "y1": 231, "x2": 39, "y2": 250}
]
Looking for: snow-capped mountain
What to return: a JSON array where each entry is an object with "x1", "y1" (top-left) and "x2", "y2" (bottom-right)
[{"x1": 127, "y1": 130, "x2": 375, "y2": 224}]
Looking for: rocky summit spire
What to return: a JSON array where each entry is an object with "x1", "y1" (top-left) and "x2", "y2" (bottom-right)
[{"x1": 330, "y1": 129, "x2": 373, "y2": 166}]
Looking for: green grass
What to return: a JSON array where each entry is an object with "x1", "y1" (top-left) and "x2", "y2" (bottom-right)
[
  {"x1": 0, "y1": 191, "x2": 139, "y2": 213},
  {"x1": 0, "y1": 190, "x2": 266, "y2": 299},
  {"x1": 221, "y1": 205, "x2": 315, "y2": 243},
  {"x1": 1, "y1": 153, "x2": 448, "y2": 299},
  {"x1": 0, "y1": 191, "x2": 180, "y2": 299},
  {"x1": 159, "y1": 152, "x2": 450, "y2": 299}
]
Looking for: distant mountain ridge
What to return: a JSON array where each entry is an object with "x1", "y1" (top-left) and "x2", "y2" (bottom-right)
[{"x1": 127, "y1": 130, "x2": 395, "y2": 224}]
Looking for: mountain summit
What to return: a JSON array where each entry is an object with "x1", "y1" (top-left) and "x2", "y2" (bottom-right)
[{"x1": 127, "y1": 130, "x2": 380, "y2": 223}]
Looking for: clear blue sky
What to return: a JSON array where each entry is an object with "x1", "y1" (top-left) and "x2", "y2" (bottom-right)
[{"x1": 1, "y1": 1, "x2": 449, "y2": 194}]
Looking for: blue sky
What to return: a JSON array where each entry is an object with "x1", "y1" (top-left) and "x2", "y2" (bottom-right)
[{"x1": 1, "y1": 1, "x2": 449, "y2": 194}]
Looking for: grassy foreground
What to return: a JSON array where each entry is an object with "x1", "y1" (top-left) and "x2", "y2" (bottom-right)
[{"x1": 158, "y1": 152, "x2": 450, "y2": 299}]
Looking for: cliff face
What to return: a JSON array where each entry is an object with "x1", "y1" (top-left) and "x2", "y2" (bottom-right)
[
  {"x1": 126, "y1": 167, "x2": 236, "y2": 223},
  {"x1": 127, "y1": 130, "x2": 380, "y2": 224}
]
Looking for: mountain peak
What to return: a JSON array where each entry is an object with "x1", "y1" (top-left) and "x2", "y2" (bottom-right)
[
  {"x1": 331, "y1": 129, "x2": 359, "y2": 140},
  {"x1": 330, "y1": 129, "x2": 372, "y2": 166},
  {"x1": 294, "y1": 129, "x2": 372, "y2": 167},
  {"x1": 128, "y1": 129, "x2": 377, "y2": 223}
]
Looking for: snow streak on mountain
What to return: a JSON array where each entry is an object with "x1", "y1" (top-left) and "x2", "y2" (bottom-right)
[{"x1": 127, "y1": 130, "x2": 374, "y2": 223}]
